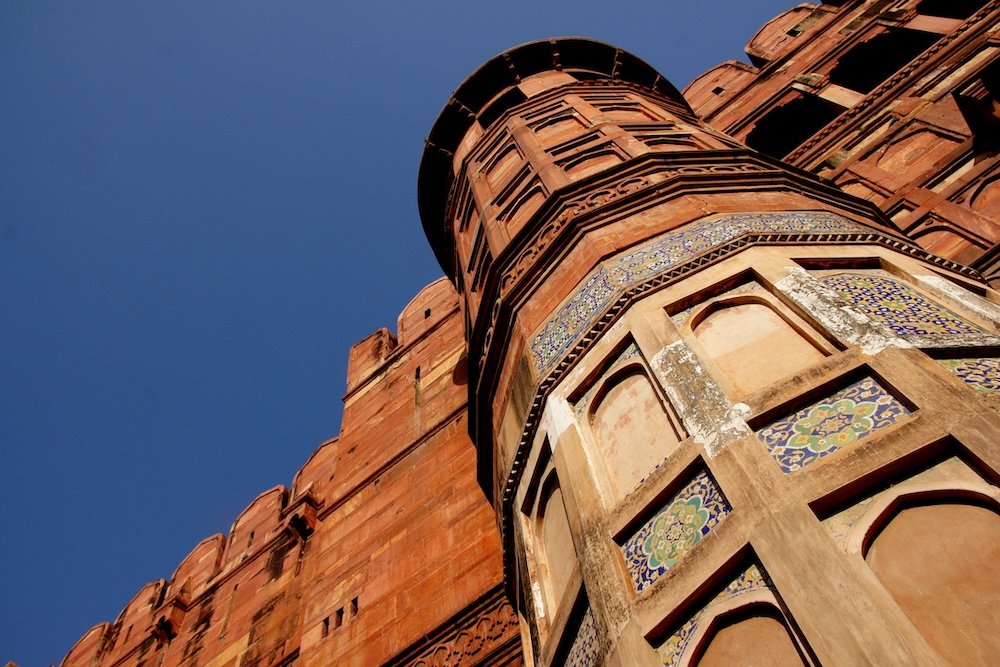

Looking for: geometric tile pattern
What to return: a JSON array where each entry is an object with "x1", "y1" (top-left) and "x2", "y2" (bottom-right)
[
  {"x1": 819, "y1": 273, "x2": 981, "y2": 336},
  {"x1": 654, "y1": 564, "x2": 772, "y2": 667},
  {"x1": 936, "y1": 357, "x2": 1000, "y2": 393},
  {"x1": 565, "y1": 607, "x2": 599, "y2": 667},
  {"x1": 530, "y1": 211, "x2": 863, "y2": 370},
  {"x1": 757, "y1": 377, "x2": 911, "y2": 474},
  {"x1": 621, "y1": 469, "x2": 730, "y2": 592}
]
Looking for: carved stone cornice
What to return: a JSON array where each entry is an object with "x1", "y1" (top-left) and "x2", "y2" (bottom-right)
[{"x1": 384, "y1": 585, "x2": 519, "y2": 667}]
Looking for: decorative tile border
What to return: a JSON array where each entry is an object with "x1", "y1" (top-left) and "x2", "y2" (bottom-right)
[
  {"x1": 819, "y1": 273, "x2": 981, "y2": 337},
  {"x1": 654, "y1": 564, "x2": 771, "y2": 667},
  {"x1": 565, "y1": 608, "x2": 599, "y2": 667},
  {"x1": 620, "y1": 469, "x2": 730, "y2": 592},
  {"x1": 936, "y1": 358, "x2": 1000, "y2": 393},
  {"x1": 530, "y1": 212, "x2": 862, "y2": 370},
  {"x1": 758, "y1": 377, "x2": 911, "y2": 474}
]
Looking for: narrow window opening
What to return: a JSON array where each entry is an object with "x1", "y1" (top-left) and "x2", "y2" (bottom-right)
[
  {"x1": 415, "y1": 366, "x2": 421, "y2": 380},
  {"x1": 335, "y1": 608, "x2": 344, "y2": 628},
  {"x1": 321, "y1": 617, "x2": 330, "y2": 638},
  {"x1": 423, "y1": 308, "x2": 431, "y2": 318},
  {"x1": 247, "y1": 531, "x2": 254, "y2": 549},
  {"x1": 916, "y1": 0, "x2": 988, "y2": 20},
  {"x1": 745, "y1": 94, "x2": 843, "y2": 158},
  {"x1": 221, "y1": 584, "x2": 238, "y2": 634},
  {"x1": 350, "y1": 597, "x2": 359, "y2": 617},
  {"x1": 828, "y1": 29, "x2": 940, "y2": 94}
]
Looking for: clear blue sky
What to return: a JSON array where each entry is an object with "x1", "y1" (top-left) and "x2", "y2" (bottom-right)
[{"x1": 0, "y1": 1, "x2": 795, "y2": 663}]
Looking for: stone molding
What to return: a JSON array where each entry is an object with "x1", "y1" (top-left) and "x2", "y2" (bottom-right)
[{"x1": 384, "y1": 585, "x2": 519, "y2": 667}]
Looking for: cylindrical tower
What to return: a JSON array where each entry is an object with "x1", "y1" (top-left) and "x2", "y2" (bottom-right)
[{"x1": 419, "y1": 38, "x2": 1000, "y2": 666}]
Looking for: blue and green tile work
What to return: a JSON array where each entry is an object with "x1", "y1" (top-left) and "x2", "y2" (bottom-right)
[
  {"x1": 565, "y1": 608, "x2": 599, "y2": 667},
  {"x1": 820, "y1": 273, "x2": 980, "y2": 336},
  {"x1": 621, "y1": 469, "x2": 730, "y2": 592},
  {"x1": 936, "y1": 358, "x2": 1000, "y2": 393},
  {"x1": 758, "y1": 377, "x2": 911, "y2": 474},
  {"x1": 654, "y1": 564, "x2": 772, "y2": 667},
  {"x1": 530, "y1": 212, "x2": 862, "y2": 370}
]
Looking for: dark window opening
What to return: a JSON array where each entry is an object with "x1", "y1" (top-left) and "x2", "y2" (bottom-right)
[
  {"x1": 415, "y1": 366, "x2": 421, "y2": 380},
  {"x1": 745, "y1": 95, "x2": 843, "y2": 159},
  {"x1": 335, "y1": 608, "x2": 344, "y2": 628},
  {"x1": 828, "y1": 29, "x2": 940, "y2": 94},
  {"x1": 350, "y1": 597, "x2": 359, "y2": 616},
  {"x1": 955, "y1": 59, "x2": 1000, "y2": 150},
  {"x1": 423, "y1": 308, "x2": 431, "y2": 318},
  {"x1": 479, "y1": 87, "x2": 527, "y2": 128},
  {"x1": 916, "y1": 0, "x2": 988, "y2": 20},
  {"x1": 712, "y1": 86, "x2": 725, "y2": 95}
]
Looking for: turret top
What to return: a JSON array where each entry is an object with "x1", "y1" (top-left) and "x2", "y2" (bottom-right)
[{"x1": 417, "y1": 37, "x2": 690, "y2": 276}]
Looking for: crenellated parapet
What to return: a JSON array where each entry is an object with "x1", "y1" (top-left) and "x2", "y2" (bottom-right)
[{"x1": 60, "y1": 278, "x2": 517, "y2": 667}]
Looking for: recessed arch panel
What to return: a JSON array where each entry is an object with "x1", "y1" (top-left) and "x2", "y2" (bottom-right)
[{"x1": 865, "y1": 499, "x2": 1000, "y2": 666}]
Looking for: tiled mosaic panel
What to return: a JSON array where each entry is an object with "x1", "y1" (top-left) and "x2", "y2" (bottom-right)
[
  {"x1": 819, "y1": 273, "x2": 981, "y2": 336},
  {"x1": 655, "y1": 565, "x2": 771, "y2": 667},
  {"x1": 530, "y1": 212, "x2": 861, "y2": 370},
  {"x1": 936, "y1": 358, "x2": 1000, "y2": 393},
  {"x1": 566, "y1": 608, "x2": 599, "y2": 667},
  {"x1": 758, "y1": 377, "x2": 911, "y2": 474},
  {"x1": 621, "y1": 469, "x2": 730, "y2": 592}
]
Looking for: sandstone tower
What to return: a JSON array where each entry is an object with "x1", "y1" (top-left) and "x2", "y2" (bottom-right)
[
  {"x1": 61, "y1": 2, "x2": 1000, "y2": 666},
  {"x1": 418, "y1": 29, "x2": 1000, "y2": 667}
]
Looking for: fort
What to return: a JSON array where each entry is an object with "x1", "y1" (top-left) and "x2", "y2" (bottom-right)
[{"x1": 62, "y1": 1, "x2": 999, "y2": 665}]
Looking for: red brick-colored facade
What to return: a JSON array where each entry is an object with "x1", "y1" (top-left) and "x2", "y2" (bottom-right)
[
  {"x1": 61, "y1": 279, "x2": 521, "y2": 666},
  {"x1": 63, "y1": 2, "x2": 999, "y2": 666},
  {"x1": 685, "y1": 0, "x2": 1000, "y2": 281}
]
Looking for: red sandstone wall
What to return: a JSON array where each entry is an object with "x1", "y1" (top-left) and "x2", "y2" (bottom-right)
[
  {"x1": 60, "y1": 278, "x2": 519, "y2": 667},
  {"x1": 684, "y1": 0, "x2": 1000, "y2": 283}
]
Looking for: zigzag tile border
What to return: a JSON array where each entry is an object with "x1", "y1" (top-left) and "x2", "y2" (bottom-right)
[{"x1": 529, "y1": 212, "x2": 862, "y2": 370}]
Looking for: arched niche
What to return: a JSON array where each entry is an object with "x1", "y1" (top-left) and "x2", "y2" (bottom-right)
[
  {"x1": 535, "y1": 474, "x2": 578, "y2": 618},
  {"x1": 691, "y1": 605, "x2": 807, "y2": 667},
  {"x1": 912, "y1": 225, "x2": 986, "y2": 264},
  {"x1": 690, "y1": 297, "x2": 825, "y2": 396},
  {"x1": 862, "y1": 494, "x2": 1000, "y2": 666},
  {"x1": 589, "y1": 366, "x2": 683, "y2": 501}
]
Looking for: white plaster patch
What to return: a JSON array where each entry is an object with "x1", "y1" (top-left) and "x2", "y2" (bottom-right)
[
  {"x1": 778, "y1": 267, "x2": 910, "y2": 355},
  {"x1": 651, "y1": 341, "x2": 751, "y2": 457},
  {"x1": 539, "y1": 396, "x2": 577, "y2": 452},
  {"x1": 917, "y1": 274, "x2": 1000, "y2": 325}
]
